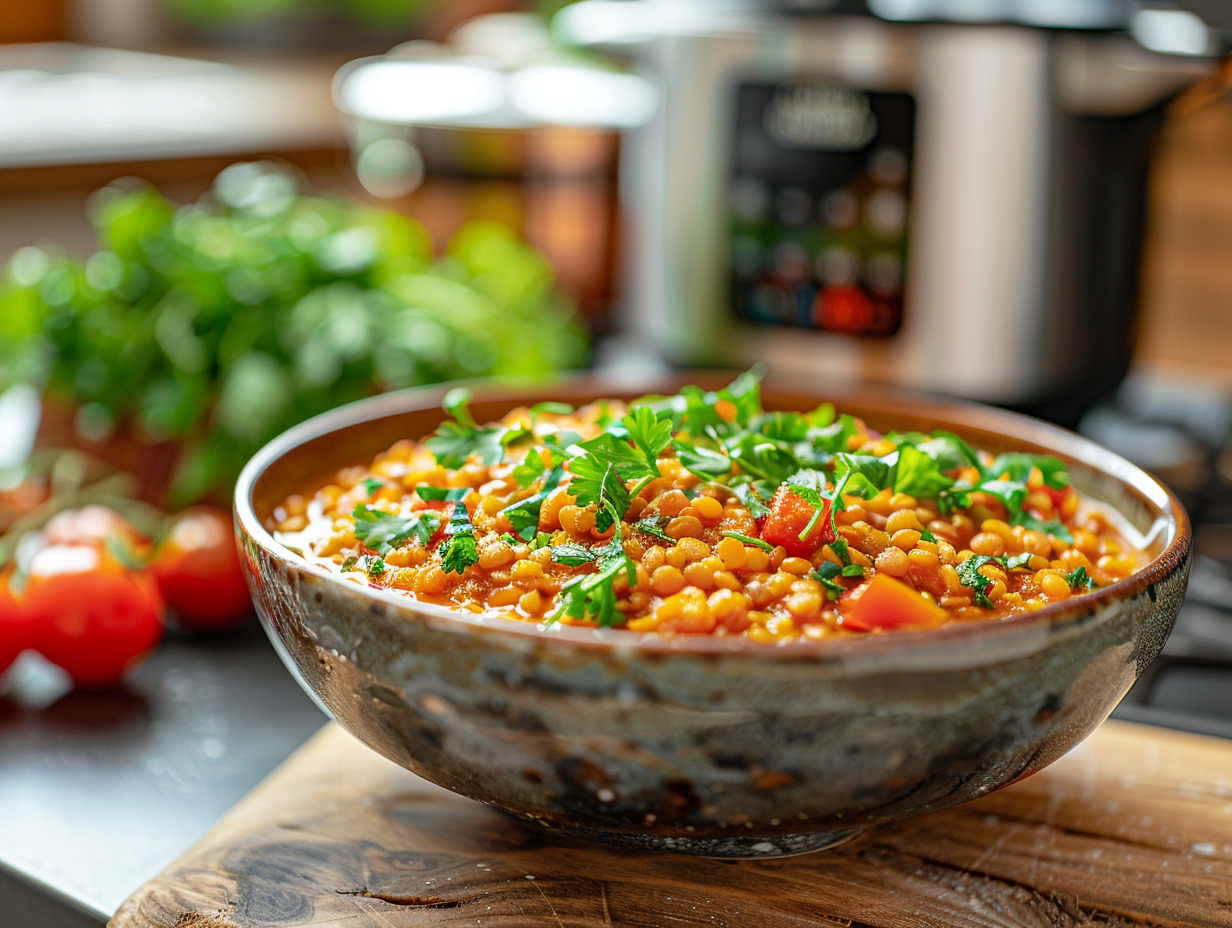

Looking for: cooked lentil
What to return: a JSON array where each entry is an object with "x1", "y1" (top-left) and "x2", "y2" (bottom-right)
[{"x1": 272, "y1": 374, "x2": 1147, "y2": 640}]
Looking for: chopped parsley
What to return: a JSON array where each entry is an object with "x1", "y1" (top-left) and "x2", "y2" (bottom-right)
[
  {"x1": 500, "y1": 466, "x2": 565, "y2": 541},
  {"x1": 721, "y1": 531, "x2": 773, "y2": 552},
  {"x1": 438, "y1": 492, "x2": 479, "y2": 574},
  {"x1": 1065, "y1": 566, "x2": 1097, "y2": 591},
  {"x1": 424, "y1": 388, "x2": 508, "y2": 468},
  {"x1": 956, "y1": 555, "x2": 1001, "y2": 608},
  {"x1": 810, "y1": 562, "x2": 847, "y2": 599},
  {"x1": 353, "y1": 505, "x2": 440, "y2": 556},
  {"x1": 635, "y1": 517, "x2": 677, "y2": 545}
]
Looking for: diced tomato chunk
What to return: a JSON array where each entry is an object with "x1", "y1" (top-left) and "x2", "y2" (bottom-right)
[
  {"x1": 840, "y1": 573, "x2": 949, "y2": 632},
  {"x1": 760, "y1": 485, "x2": 834, "y2": 558}
]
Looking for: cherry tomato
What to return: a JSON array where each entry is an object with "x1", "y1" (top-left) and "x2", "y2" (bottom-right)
[
  {"x1": 0, "y1": 566, "x2": 38, "y2": 677},
  {"x1": 839, "y1": 572, "x2": 949, "y2": 633},
  {"x1": 760, "y1": 484, "x2": 834, "y2": 558},
  {"x1": 42, "y1": 505, "x2": 147, "y2": 549},
  {"x1": 25, "y1": 544, "x2": 165, "y2": 688},
  {"x1": 152, "y1": 507, "x2": 252, "y2": 631}
]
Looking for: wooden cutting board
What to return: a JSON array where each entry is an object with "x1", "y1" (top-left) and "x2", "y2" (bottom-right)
[{"x1": 109, "y1": 720, "x2": 1232, "y2": 928}]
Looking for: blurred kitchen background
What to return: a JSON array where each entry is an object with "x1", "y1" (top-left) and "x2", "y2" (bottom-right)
[{"x1": 5, "y1": 3, "x2": 1232, "y2": 924}]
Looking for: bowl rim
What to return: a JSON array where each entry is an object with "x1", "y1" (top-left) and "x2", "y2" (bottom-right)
[{"x1": 234, "y1": 372, "x2": 1192, "y2": 660}]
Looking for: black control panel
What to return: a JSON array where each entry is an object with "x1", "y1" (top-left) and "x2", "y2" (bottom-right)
[{"x1": 729, "y1": 81, "x2": 916, "y2": 337}]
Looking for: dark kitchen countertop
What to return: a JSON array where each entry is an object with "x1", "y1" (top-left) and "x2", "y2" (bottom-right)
[{"x1": 0, "y1": 620, "x2": 326, "y2": 927}]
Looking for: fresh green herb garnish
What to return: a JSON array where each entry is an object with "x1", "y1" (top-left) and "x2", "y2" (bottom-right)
[
  {"x1": 414, "y1": 485, "x2": 470, "y2": 503},
  {"x1": 635, "y1": 517, "x2": 677, "y2": 545},
  {"x1": 425, "y1": 420, "x2": 507, "y2": 470},
  {"x1": 364, "y1": 556, "x2": 387, "y2": 579},
  {"x1": 568, "y1": 458, "x2": 631, "y2": 533},
  {"x1": 721, "y1": 531, "x2": 773, "y2": 552},
  {"x1": 440, "y1": 533, "x2": 477, "y2": 574},
  {"x1": 550, "y1": 552, "x2": 635, "y2": 627},
  {"x1": 352, "y1": 505, "x2": 440, "y2": 556},
  {"x1": 513, "y1": 450, "x2": 547, "y2": 487},
  {"x1": 362, "y1": 478, "x2": 384, "y2": 496},
  {"x1": 956, "y1": 555, "x2": 1002, "y2": 608},
  {"x1": 1065, "y1": 566, "x2": 1097, "y2": 591},
  {"x1": 438, "y1": 492, "x2": 478, "y2": 574},
  {"x1": 841, "y1": 564, "x2": 865, "y2": 578},
  {"x1": 810, "y1": 562, "x2": 847, "y2": 599},
  {"x1": 550, "y1": 543, "x2": 599, "y2": 566},
  {"x1": 500, "y1": 466, "x2": 565, "y2": 541},
  {"x1": 340, "y1": 555, "x2": 359, "y2": 572}
]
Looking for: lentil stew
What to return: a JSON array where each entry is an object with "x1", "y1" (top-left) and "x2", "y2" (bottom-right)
[{"x1": 271, "y1": 372, "x2": 1147, "y2": 641}]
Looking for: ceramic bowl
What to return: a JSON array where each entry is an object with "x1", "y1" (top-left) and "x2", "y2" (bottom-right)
[{"x1": 234, "y1": 375, "x2": 1191, "y2": 858}]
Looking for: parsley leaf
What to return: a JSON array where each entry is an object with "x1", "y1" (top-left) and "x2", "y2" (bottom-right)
[
  {"x1": 550, "y1": 553, "x2": 636, "y2": 627},
  {"x1": 1065, "y1": 566, "x2": 1097, "y2": 591},
  {"x1": 810, "y1": 561, "x2": 846, "y2": 599},
  {"x1": 673, "y1": 438, "x2": 732, "y2": 479},
  {"x1": 425, "y1": 420, "x2": 507, "y2": 469},
  {"x1": 894, "y1": 443, "x2": 955, "y2": 499},
  {"x1": 635, "y1": 517, "x2": 677, "y2": 544},
  {"x1": 568, "y1": 458, "x2": 631, "y2": 532},
  {"x1": 362, "y1": 477, "x2": 384, "y2": 496},
  {"x1": 442, "y1": 387, "x2": 477, "y2": 428},
  {"x1": 550, "y1": 543, "x2": 599, "y2": 566},
  {"x1": 415, "y1": 485, "x2": 470, "y2": 503},
  {"x1": 441, "y1": 533, "x2": 477, "y2": 574},
  {"x1": 729, "y1": 479, "x2": 772, "y2": 520},
  {"x1": 500, "y1": 465, "x2": 565, "y2": 541},
  {"x1": 987, "y1": 452, "x2": 1069, "y2": 490},
  {"x1": 621, "y1": 405, "x2": 674, "y2": 477},
  {"x1": 353, "y1": 505, "x2": 440, "y2": 556},
  {"x1": 512, "y1": 450, "x2": 547, "y2": 488},
  {"x1": 722, "y1": 531, "x2": 772, "y2": 552},
  {"x1": 438, "y1": 494, "x2": 478, "y2": 574}
]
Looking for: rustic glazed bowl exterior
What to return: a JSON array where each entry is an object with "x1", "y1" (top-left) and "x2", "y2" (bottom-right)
[{"x1": 234, "y1": 375, "x2": 1191, "y2": 857}]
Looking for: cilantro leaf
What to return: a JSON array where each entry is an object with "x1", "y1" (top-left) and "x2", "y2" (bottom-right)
[
  {"x1": 1013, "y1": 511, "x2": 1074, "y2": 545},
  {"x1": 362, "y1": 477, "x2": 384, "y2": 496},
  {"x1": 353, "y1": 505, "x2": 440, "y2": 556},
  {"x1": 530, "y1": 400, "x2": 575, "y2": 418},
  {"x1": 809, "y1": 413, "x2": 859, "y2": 455},
  {"x1": 415, "y1": 485, "x2": 470, "y2": 503},
  {"x1": 729, "y1": 479, "x2": 772, "y2": 520}
]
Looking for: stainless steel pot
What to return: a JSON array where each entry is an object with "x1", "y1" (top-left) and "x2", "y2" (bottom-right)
[{"x1": 558, "y1": 0, "x2": 1228, "y2": 419}]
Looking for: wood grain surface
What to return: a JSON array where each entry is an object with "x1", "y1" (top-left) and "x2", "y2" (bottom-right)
[{"x1": 110, "y1": 720, "x2": 1232, "y2": 928}]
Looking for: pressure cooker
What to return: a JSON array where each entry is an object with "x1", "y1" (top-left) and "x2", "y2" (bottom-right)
[{"x1": 557, "y1": 0, "x2": 1231, "y2": 420}]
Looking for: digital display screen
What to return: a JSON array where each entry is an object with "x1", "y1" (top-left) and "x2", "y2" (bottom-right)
[{"x1": 729, "y1": 82, "x2": 916, "y2": 337}]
